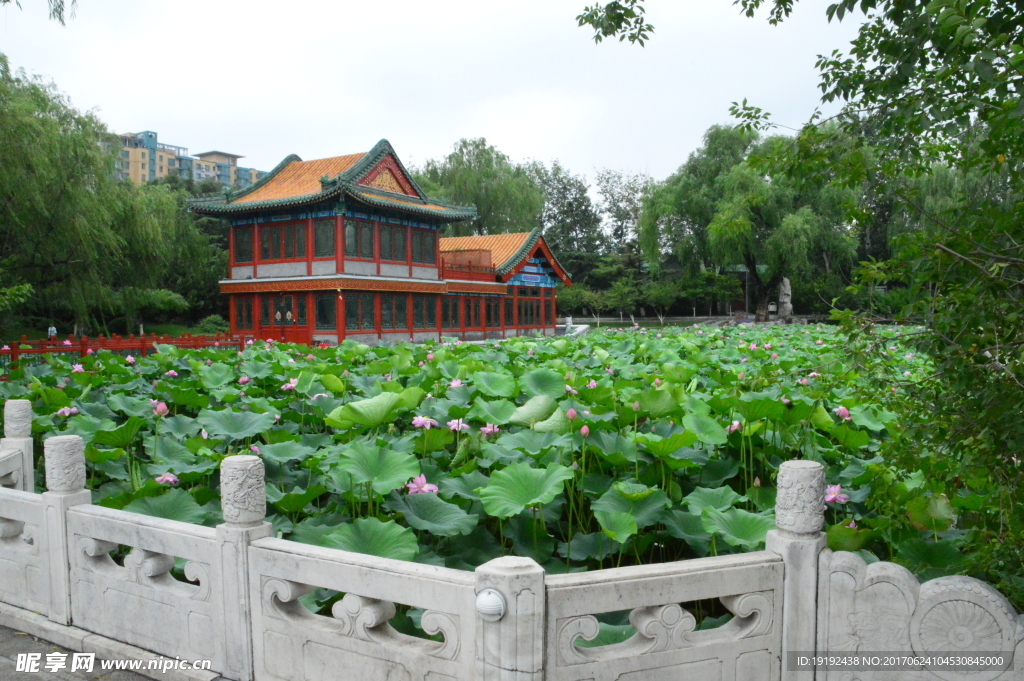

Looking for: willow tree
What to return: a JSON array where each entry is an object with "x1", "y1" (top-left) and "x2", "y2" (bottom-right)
[{"x1": 0, "y1": 55, "x2": 183, "y2": 334}]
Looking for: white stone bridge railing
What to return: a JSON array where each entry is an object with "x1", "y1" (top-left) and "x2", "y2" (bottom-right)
[{"x1": 0, "y1": 399, "x2": 1022, "y2": 681}]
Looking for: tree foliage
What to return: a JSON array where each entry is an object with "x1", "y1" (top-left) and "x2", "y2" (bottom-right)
[{"x1": 415, "y1": 138, "x2": 544, "y2": 237}]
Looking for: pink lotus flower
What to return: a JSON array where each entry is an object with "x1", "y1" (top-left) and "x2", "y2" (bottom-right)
[
  {"x1": 406, "y1": 474, "x2": 438, "y2": 494},
  {"x1": 447, "y1": 418, "x2": 469, "y2": 432},
  {"x1": 566, "y1": 408, "x2": 577, "y2": 421},
  {"x1": 798, "y1": 378, "x2": 809, "y2": 385},
  {"x1": 86, "y1": 348, "x2": 94, "y2": 355},
  {"x1": 274, "y1": 414, "x2": 281, "y2": 421},
  {"x1": 764, "y1": 343, "x2": 772, "y2": 350},
  {"x1": 605, "y1": 366, "x2": 614, "y2": 375},
  {"x1": 737, "y1": 372, "x2": 745, "y2": 380},
  {"x1": 632, "y1": 401, "x2": 640, "y2": 412},
  {"x1": 418, "y1": 361, "x2": 424, "y2": 367},
  {"x1": 903, "y1": 371, "x2": 911, "y2": 377},
  {"x1": 165, "y1": 370, "x2": 178, "y2": 377},
  {"x1": 565, "y1": 385, "x2": 578, "y2": 395},
  {"x1": 238, "y1": 376, "x2": 251, "y2": 385},
  {"x1": 250, "y1": 445, "x2": 260, "y2": 455},
  {"x1": 480, "y1": 423, "x2": 500, "y2": 436},
  {"x1": 586, "y1": 380, "x2": 598, "y2": 389},
  {"x1": 200, "y1": 429, "x2": 209, "y2": 439},
  {"x1": 426, "y1": 353, "x2": 434, "y2": 361},
  {"x1": 753, "y1": 476, "x2": 761, "y2": 487},
  {"x1": 905, "y1": 353, "x2": 913, "y2": 359},
  {"x1": 155, "y1": 472, "x2": 178, "y2": 485},
  {"x1": 833, "y1": 406, "x2": 852, "y2": 421},
  {"x1": 696, "y1": 330, "x2": 703, "y2": 335},
  {"x1": 816, "y1": 339, "x2": 824, "y2": 345},
  {"x1": 281, "y1": 377, "x2": 298, "y2": 390},
  {"x1": 288, "y1": 358, "x2": 296, "y2": 364},
  {"x1": 448, "y1": 378, "x2": 463, "y2": 388},
  {"x1": 741, "y1": 357, "x2": 749, "y2": 363},
  {"x1": 781, "y1": 396, "x2": 791, "y2": 404},
  {"x1": 126, "y1": 355, "x2": 135, "y2": 365},
  {"x1": 825, "y1": 484, "x2": 849, "y2": 504},
  {"x1": 656, "y1": 333, "x2": 662, "y2": 338},
  {"x1": 62, "y1": 339, "x2": 72, "y2": 346},
  {"x1": 152, "y1": 402, "x2": 169, "y2": 417},
  {"x1": 246, "y1": 339, "x2": 254, "y2": 345},
  {"x1": 412, "y1": 415, "x2": 439, "y2": 429},
  {"x1": 56, "y1": 407, "x2": 78, "y2": 417},
  {"x1": 214, "y1": 342, "x2": 220, "y2": 347},
  {"x1": 71, "y1": 364, "x2": 85, "y2": 373},
  {"x1": 727, "y1": 420, "x2": 742, "y2": 434},
  {"x1": 580, "y1": 425, "x2": 590, "y2": 437},
  {"x1": 527, "y1": 348, "x2": 534, "y2": 355},
  {"x1": 749, "y1": 343, "x2": 758, "y2": 350},
  {"x1": 1, "y1": 345, "x2": 9, "y2": 350},
  {"x1": 845, "y1": 519, "x2": 858, "y2": 529},
  {"x1": 770, "y1": 352, "x2": 778, "y2": 359}
]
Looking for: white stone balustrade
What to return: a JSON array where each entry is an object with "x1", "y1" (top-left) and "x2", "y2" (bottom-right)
[{"x1": 0, "y1": 403, "x2": 1020, "y2": 681}]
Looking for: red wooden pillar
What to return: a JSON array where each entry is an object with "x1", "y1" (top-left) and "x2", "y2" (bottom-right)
[
  {"x1": 374, "y1": 221, "x2": 381, "y2": 276},
  {"x1": 336, "y1": 290, "x2": 345, "y2": 343},
  {"x1": 374, "y1": 292, "x2": 382, "y2": 340},
  {"x1": 306, "y1": 218, "x2": 314, "y2": 276}
]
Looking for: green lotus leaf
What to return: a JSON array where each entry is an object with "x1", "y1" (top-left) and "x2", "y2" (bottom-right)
[
  {"x1": 415, "y1": 428, "x2": 454, "y2": 452},
  {"x1": 832, "y1": 424, "x2": 871, "y2": 450},
  {"x1": 662, "y1": 510, "x2": 712, "y2": 554},
  {"x1": 197, "y1": 408, "x2": 276, "y2": 441},
  {"x1": 438, "y1": 470, "x2": 490, "y2": 501},
  {"x1": 107, "y1": 393, "x2": 155, "y2": 418},
  {"x1": 594, "y1": 510, "x2": 637, "y2": 543},
  {"x1": 335, "y1": 440, "x2": 420, "y2": 496},
  {"x1": 92, "y1": 416, "x2": 146, "y2": 449},
  {"x1": 509, "y1": 395, "x2": 558, "y2": 426},
  {"x1": 520, "y1": 368, "x2": 566, "y2": 398},
  {"x1": 591, "y1": 483, "x2": 669, "y2": 528},
  {"x1": 265, "y1": 483, "x2": 328, "y2": 514},
  {"x1": 472, "y1": 371, "x2": 517, "y2": 398},
  {"x1": 321, "y1": 373, "x2": 346, "y2": 394},
  {"x1": 682, "y1": 411, "x2": 727, "y2": 445},
  {"x1": 386, "y1": 491, "x2": 479, "y2": 537},
  {"x1": 239, "y1": 360, "x2": 275, "y2": 378},
  {"x1": 466, "y1": 397, "x2": 517, "y2": 425},
  {"x1": 638, "y1": 389, "x2": 677, "y2": 418},
  {"x1": 736, "y1": 393, "x2": 784, "y2": 422},
  {"x1": 557, "y1": 531, "x2": 618, "y2": 561},
  {"x1": 326, "y1": 392, "x2": 402, "y2": 429},
  {"x1": 826, "y1": 524, "x2": 879, "y2": 552},
  {"x1": 533, "y1": 406, "x2": 571, "y2": 434},
  {"x1": 683, "y1": 486, "x2": 746, "y2": 514},
  {"x1": 501, "y1": 512, "x2": 556, "y2": 563},
  {"x1": 123, "y1": 489, "x2": 208, "y2": 525},
  {"x1": 158, "y1": 415, "x2": 200, "y2": 440},
  {"x1": 198, "y1": 362, "x2": 234, "y2": 389},
  {"x1": 319, "y1": 518, "x2": 419, "y2": 561},
  {"x1": 478, "y1": 462, "x2": 574, "y2": 518},
  {"x1": 259, "y1": 441, "x2": 316, "y2": 464},
  {"x1": 810, "y1": 403, "x2": 835, "y2": 430},
  {"x1": 701, "y1": 508, "x2": 776, "y2": 549}
]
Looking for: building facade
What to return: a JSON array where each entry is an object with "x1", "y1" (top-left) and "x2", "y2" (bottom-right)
[
  {"x1": 189, "y1": 139, "x2": 571, "y2": 345},
  {"x1": 116, "y1": 131, "x2": 267, "y2": 187}
]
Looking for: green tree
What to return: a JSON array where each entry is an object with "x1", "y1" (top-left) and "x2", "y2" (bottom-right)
[
  {"x1": 0, "y1": 0, "x2": 74, "y2": 23},
  {"x1": 605, "y1": 275, "x2": 639, "y2": 322},
  {"x1": 640, "y1": 279, "x2": 679, "y2": 324},
  {"x1": 595, "y1": 168, "x2": 653, "y2": 255},
  {"x1": 529, "y1": 160, "x2": 606, "y2": 255},
  {"x1": 415, "y1": 138, "x2": 544, "y2": 237}
]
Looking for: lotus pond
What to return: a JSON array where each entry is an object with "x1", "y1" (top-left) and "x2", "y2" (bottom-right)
[{"x1": 0, "y1": 325, "x2": 926, "y2": 579}]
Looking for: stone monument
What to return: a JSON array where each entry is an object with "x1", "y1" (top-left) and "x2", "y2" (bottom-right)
[{"x1": 778, "y1": 277, "x2": 793, "y2": 323}]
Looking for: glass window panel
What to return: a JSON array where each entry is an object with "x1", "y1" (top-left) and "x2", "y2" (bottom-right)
[
  {"x1": 345, "y1": 223, "x2": 357, "y2": 257},
  {"x1": 261, "y1": 297, "x2": 271, "y2": 326},
  {"x1": 360, "y1": 224, "x2": 374, "y2": 259},
  {"x1": 422, "y1": 231, "x2": 435, "y2": 265},
  {"x1": 284, "y1": 225, "x2": 295, "y2": 258},
  {"x1": 297, "y1": 296, "x2": 307, "y2": 326},
  {"x1": 260, "y1": 226, "x2": 272, "y2": 260},
  {"x1": 296, "y1": 224, "x2": 306, "y2": 258},
  {"x1": 394, "y1": 226, "x2": 406, "y2": 261},
  {"x1": 381, "y1": 295, "x2": 394, "y2": 330},
  {"x1": 380, "y1": 226, "x2": 392, "y2": 261},
  {"x1": 314, "y1": 220, "x2": 335, "y2": 257},
  {"x1": 361, "y1": 293, "x2": 374, "y2": 330},
  {"x1": 505, "y1": 298, "x2": 513, "y2": 327},
  {"x1": 345, "y1": 295, "x2": 359, "y2": 330},
  {"x1": 315, "y1": 293, "x2": 336, "y2": 330},
  {"x1": 234, "y1": 227, "x2": 253, "y2": 263},
  {"x1": 270, "y1": 226, "x2": 282, "y2": 260},
  {"x1": 395, "y1": 295, "x2": 407, "y2": 329}
]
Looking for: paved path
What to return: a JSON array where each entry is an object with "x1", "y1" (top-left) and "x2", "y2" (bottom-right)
[{"x1": 0, "y1": 625, "x2": 147, "y2": 681}]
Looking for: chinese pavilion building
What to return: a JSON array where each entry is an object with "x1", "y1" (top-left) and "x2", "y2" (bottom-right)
[{"x1": 189, "y1": 140, "x2": 571, "y2": 345}]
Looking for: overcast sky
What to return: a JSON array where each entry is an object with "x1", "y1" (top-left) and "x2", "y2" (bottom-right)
[{"x1": 2, "y1": 0, "x2": 860, "y2": 181}]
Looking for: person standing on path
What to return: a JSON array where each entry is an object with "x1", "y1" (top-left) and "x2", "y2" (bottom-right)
[{"x1": 47, "y1": 323, "x2": 57, "y2": 341}]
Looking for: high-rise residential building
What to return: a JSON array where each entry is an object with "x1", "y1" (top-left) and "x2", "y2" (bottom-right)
[{"x1": 115, "y1": 131, "x2": 267, "y2": 188}]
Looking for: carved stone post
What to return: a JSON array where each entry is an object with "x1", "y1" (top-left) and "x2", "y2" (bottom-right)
[
  {"x1": 216, "y1": 455, "x2": 272, "y2": 681},
  {"x1": 0, "y1": 399, "x2": 34, "y2": 491},
  {"x1": 766, "y1": 459, "x2": 826, "y2": 681},
  {"x1": 474, "y1": 556, "x2": 545, "y2": 681},
  {"x1": 41, "y1": 435, "x2": 92, "y2": 625},
  {"x1": 778, "y1": 278, "x2": 793, "y2": 324}
]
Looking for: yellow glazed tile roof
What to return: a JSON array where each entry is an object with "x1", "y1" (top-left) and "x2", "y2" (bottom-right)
[
  {"x1": 439, "y1": 232, "x2": 533, "y2": 271},
  {"x1": 232, "y1": 154, "x2": 365, "y2": 204},
  {"x1": 355, "y1": 192, "x2": 457, "y2": 213}
]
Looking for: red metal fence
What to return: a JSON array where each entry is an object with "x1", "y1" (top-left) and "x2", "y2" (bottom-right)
[{"x1": 0, "y1": 333, "x2": 253, "y2": 377}]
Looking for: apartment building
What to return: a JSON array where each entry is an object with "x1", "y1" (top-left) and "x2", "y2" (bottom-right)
[{"x1": 116, "y1": 131, "x2": 267, "y2": 188}]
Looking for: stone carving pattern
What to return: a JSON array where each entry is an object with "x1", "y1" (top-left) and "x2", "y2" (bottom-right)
[
  {"x1": 822, "y1": 551, "x2": 1023, "y2": 681},
  {"x1": 4, "y1": 399, "x2": 33, "y2": 438},
  {"x1": 77, "y1": 539, "x2": 209, "y2": 601},
  {"x1": 774, "y1": 461, "x2": 825, "y2": 535},
  {"x1": 557, "y1": 591, "x2": 775, "y2": 665},
  {"x1": 220, "y1": 455, "x2": 265, "y2": 524},
  {"x1": 43, "y1": 436, "x2": 86, "y2": 493},
  {"x1": 262, "y1": 578, "x2": 461, "y2": 661}
]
